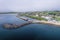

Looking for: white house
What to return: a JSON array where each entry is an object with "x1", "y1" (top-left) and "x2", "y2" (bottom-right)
[
  {"x1": 41, "y1": 16, "x2": 52, "y2": 21},
  {"x1": 35, "y1": 14, "x2": 39, "y2": 17}
]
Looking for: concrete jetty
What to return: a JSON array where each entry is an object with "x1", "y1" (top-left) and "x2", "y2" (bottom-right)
[{"x1": 17, "y1": 16, "x2": 29, "y2": 21}]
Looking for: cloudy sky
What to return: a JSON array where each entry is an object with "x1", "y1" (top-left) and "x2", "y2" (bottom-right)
[{"x1": 0, "y1": 0, "x2": 59, "y2": 12}]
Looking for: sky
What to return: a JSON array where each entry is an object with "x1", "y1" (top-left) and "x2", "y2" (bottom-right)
[{"x1": 0, "y1": 0, "x2": 60, "y2": 12}]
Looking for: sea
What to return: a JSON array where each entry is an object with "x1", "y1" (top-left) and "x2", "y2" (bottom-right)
[{"x1": 0, "y1": 14, "x2": 60, "y2": 40}]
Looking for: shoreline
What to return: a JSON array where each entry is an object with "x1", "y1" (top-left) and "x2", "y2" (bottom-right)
[
  {"x1": 33, "y1": 20, "x2": 60, "y2": 26},
  {"x1": 17, "y1": 16, "x2": 60, "y2": 26}
]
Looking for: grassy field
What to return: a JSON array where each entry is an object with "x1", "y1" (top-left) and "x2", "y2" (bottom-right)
[{"x1": 18, "y1": 11, "x2": 60, "y2": 21}]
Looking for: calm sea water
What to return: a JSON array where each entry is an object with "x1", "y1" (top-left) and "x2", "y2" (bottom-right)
[{"x1": 0, "y1": 14, "x2": 60, "y2": 40}]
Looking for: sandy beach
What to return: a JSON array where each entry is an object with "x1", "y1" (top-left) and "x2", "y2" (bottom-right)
[{"x1": 32, "y1": 20, "x2": 60, "y2": 26}]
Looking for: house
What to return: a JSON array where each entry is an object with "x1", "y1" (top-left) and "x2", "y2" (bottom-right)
[
  {"x1": 35, "y1": 14, "x2": 39, "y2": 17},
  {"x1": 41, "y1": 16, "x2": 52, "y2": 21}
]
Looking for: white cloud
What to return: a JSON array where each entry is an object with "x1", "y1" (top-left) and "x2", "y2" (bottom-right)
[{"x1": 0, "y1": 0, "x2": 59, "y2": 12}]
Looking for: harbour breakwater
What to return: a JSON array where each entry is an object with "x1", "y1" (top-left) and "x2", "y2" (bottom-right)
[{"x1": 3, "y1": 22, "x2": 32, "y2": 29}]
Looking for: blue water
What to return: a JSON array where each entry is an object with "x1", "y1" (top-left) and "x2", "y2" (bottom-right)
[{"x1": 0, "y1": 14, "x2": 60, "y2": 40}]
